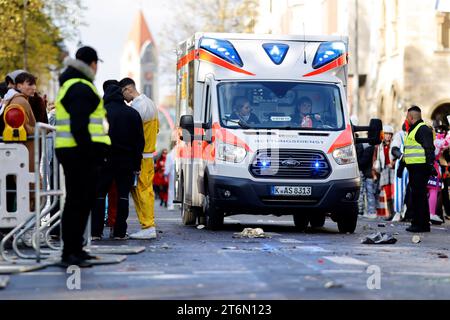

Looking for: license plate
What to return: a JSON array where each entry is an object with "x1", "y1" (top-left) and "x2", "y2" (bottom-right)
[{"x1": 271, "y1": 186, "x2": 312, "y2": 196}]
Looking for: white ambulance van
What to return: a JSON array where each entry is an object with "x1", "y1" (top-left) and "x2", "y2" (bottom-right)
[{"x1": 175, "y1": 33, "x2": 381, "y2": 233}]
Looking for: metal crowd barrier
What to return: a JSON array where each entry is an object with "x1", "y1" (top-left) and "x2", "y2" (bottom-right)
[
  {"x1": 0, "y1": 122, "x2": 64, "y2": 270},
  {"x1": 0, "y1": 122, "x2": 144, "y2": 275}
]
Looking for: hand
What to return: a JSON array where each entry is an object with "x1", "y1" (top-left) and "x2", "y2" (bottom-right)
[
  {"x1": 314, "y1": 114, "x2": 321, "y2": 121},
  {"x1": 396, "y1": 161, "x2": 405, "y2": 178}
]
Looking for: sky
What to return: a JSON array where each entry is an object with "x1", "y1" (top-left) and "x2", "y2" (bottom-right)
[{"x1": 67, "y1": 0, "x2": 175, "y2": 98}]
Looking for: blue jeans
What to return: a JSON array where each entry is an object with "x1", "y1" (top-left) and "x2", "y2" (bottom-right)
[{"x1": 358, "y1": 172, "x2": 376, "y2": 215}]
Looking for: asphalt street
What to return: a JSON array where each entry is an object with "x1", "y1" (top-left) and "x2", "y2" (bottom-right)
[{"x1": 1, "y1": 204, "x2": 450, "y2": 300}]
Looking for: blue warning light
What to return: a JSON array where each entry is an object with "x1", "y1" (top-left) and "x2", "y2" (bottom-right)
[{"x1": 262, "y1": 43, "x2": 289, "y2": 65}]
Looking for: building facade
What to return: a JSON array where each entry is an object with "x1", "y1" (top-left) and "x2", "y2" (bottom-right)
[
  {"x1": 255, "y1": 0, "x2": 450, "y2": 129},
  {"x1": 120, "y1": 10, "x2": 158, "y2": 103}
]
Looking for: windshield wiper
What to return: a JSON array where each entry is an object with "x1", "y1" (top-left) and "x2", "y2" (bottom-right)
[{"x1": 223, "y1": 117, "x2": 251, "y2": 129}]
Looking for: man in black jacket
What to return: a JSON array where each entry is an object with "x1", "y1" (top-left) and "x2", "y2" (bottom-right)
[
  {"x1": 400, "y1": 105, "x2": 436, "y2": 233},
  {"x1": 91, "y1": 81, "x2": 144, "y2": 239},
  {"x1": 55, "y1": 46, "x2": 110, "y2": 267}
]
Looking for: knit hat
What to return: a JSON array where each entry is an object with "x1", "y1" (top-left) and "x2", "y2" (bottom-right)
[
  {"x1": 5, "y1": 69, "x2": 27, "y2": 84},
  {"x1": 383, "y1": 124, "x2": 394, "y2": 134}
]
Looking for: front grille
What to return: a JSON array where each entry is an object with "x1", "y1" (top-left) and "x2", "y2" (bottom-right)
[{"x1": 249, "y1": 149, "x2": 331, "y2": 180}]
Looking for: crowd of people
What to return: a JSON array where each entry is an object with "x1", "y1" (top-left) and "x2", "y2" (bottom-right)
[
  {"x1": 0, "y1": 46, "x2": 178, "y2": 267},
  {"x1": 356, "y1": 106, "x2": 450, "y2": 232}
]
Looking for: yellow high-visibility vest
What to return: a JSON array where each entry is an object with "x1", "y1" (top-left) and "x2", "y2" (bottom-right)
[
  {"x1": 55, "y1": 78, "x2": 111, "y2": 148},
  {"x1": 404, "y1": 122, "x2": 426, "y2": 165}
]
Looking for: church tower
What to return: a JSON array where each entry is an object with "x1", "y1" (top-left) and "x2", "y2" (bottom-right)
[{"x1": 120, "y1": 10, "x2": 158, "y2": 103}]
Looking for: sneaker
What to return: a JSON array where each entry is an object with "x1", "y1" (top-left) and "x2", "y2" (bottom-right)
[
  {"x1": 391, "y1": 212, "x2": 402, "y2": 222},
  {"x1": 91, "y1": 236, "x2": 102, "y2": 241},
  {"x1": 363, "y1": 213, "x2": 377, "y2": 219},
  {"x1": 430, "y1": 215, "x2": 444, "y2": 225},
  {"x1": 130, "y1": 227, "x2": 157, "y2": 240}
]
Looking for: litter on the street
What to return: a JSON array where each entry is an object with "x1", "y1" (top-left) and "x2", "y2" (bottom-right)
[
  {"x1": 221, "y1": 247, "x2": 238, "y2": 250},
  {"x1": 324, "y1": 281, "x2": 343, "y2": 289},
  {"x1": 0, "y1": 276, "x2": 9, "y2": 289},
  {"x1": 233, "y1": 228, "x2": 270, "y2": 238},
  {"x1": 361, "y1": 232, "x2": 397, "y2": 244}
]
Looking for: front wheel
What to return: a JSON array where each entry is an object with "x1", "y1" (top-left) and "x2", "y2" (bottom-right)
[
  {"x1": 336, "y1": 210, "x2": 358, "y2": 234},
  {"x1": 293, "y1": 214, "x2": 309, "y2": 232},
  {"x1": 204, "y1": 185, "x2": 224, "y2": 230},
  {"x1": 309, "y1": 213, "x2": 326, "y2": 228},
  {"x1": 181, "y1": 182, "x2": 196, "y2": 226}
]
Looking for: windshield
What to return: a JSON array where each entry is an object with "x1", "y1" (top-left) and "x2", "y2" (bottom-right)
[{"x1": 217, "y1": 82, "x2": 345, "y2": 130}]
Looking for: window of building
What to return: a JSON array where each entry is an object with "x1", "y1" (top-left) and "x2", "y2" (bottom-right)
[
  {"x1": 380, "y1": 0, "x2": 387, "y2": 57},
  {"x1": 141, "y1": 43, "x2": 155, "y2": 64},
  {"x1": 391, "y1": 0, "x2": 399, "y2": 52},
  {"x1": 437, "y1": 12, "x2": 450, "y2": 49},
  {"x1": 143, "y1": 84, "x2": 153, "y2": 100}
]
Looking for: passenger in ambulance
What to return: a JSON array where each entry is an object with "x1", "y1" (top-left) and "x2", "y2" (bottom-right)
[
  {"x1": 229, "y1": 97, "x2": 260, "y2": 125},
  {"x1": 293, "y1": 96, "x2": 323, "y2": 128}
]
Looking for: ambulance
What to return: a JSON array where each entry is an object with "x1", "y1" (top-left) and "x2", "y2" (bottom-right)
[{"x1": 174, "y1": 33, "x2": 381, "y2": 233}]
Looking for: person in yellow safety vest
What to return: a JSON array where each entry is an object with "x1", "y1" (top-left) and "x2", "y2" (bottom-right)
[
  {"x1": 55, "y1": 46, "x2": 111, "y2": 267},
  {"x1": 119, "y1": 77, "x2": 159, "y2": 239},
  {"x1": 399, "y1": 105, "x2": 436, "y2": 233}
]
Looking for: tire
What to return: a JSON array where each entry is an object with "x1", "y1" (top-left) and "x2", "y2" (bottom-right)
[
  {"x1": 181, "y1": 181, "x2": 196, "y2": 226},
  {"x1": 293, "y1": 214, "x2": 309, "y2": 232},
  {"x1": 309, "y1": 213, "x2": 326, "y2": 228},
  {"x1": 336, "y1": 210, "x2": 358, "y2": 234},
  {"x1": 204, "y1": 184, "x2": 224, "y2": 230}
]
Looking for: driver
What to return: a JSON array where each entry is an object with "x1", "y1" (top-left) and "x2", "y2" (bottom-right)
[
  {"x1": 295, "y1": 96, "x2": 322, "y2": 128},
  {"x1": 229, "y1": 97, "x2": 260, "y2": 125}
]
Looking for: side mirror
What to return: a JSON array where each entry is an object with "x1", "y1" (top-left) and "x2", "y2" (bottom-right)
[
  {"x1": 180, "y1": 115, "x2": 194, "y2": 142},
  {"x1": 202, "y1": 122, "x2": 211, "y2": 129},
  {"x1": 367, "y1": 118, "x2": 383, "y2": 145},
  {"x1": 354, "y1": 118, "x2": 383, "y2": 146}
]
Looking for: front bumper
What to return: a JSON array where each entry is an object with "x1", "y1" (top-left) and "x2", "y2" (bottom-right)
[{"x1": 208, "y1": 175, "x2": 360, "y2": 215}]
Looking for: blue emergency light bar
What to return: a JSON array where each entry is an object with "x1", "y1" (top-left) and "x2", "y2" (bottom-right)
[
  {"x1": 312, "y1": 41, "x2": 346, "y2": 69},
  {"x1": 200, "y1": 37, "x2": 244, "y2": 67},
  {"x1": 262, "y1": 43, "x2": 289, "y2": 65}
]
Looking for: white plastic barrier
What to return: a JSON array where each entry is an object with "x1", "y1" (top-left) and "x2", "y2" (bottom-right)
[
  {"x1": 0, "y1": 143, "x2": 34, "y2": 228},
  {"x1": 0, "y1": 123, "x2": 64, "y2": 263}
]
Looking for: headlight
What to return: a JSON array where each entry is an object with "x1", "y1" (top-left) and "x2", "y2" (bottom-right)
[
  {"x1": 332, "y1": 145, "x2": 356, "y2": 165},
  {"x1": 216, "y1": 142, "x2": 247, "y2": 163}
]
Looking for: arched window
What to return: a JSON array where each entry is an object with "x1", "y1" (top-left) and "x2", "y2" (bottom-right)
[
  {"x1": 141, "y1": 43, "x2": 155, "y2": 65},
  {"x1": 432, "y1": 103, "x2": 450, "y2": 126}
]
